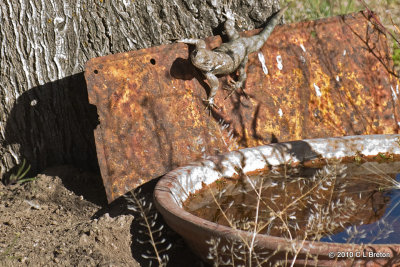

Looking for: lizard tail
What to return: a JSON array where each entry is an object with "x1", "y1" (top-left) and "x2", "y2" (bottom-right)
[{"x1": 249, "y1": 5, "x2": 289, "y2": 52}]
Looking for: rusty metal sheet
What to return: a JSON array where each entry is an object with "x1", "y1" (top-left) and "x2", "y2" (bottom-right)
[{"x1": 85, "y1": 11, "x2": 400, "y2": 202}]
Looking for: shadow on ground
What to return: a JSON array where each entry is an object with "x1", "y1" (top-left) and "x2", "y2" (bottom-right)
[{"x1": 3, "y1": 72, "x2": 107, "y2": 205}]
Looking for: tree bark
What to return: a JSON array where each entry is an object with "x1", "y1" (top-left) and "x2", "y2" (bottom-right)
[{"x1": 0, "y1": 0, "x2": 280, "y2": 178}]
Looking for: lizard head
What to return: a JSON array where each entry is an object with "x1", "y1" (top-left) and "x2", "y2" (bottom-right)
[{"x1": 190, "y1": 49, "x2": 217, "y2": 72}]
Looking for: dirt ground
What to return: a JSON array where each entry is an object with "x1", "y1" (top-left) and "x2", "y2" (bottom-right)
[{"x1": 0, "y1": 165, "x2": 206, "y2": 266}]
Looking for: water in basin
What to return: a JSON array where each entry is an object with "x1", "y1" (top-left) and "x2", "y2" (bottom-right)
[{"x1": 183, "y1": 160, "x2": 400, "y2": 244}]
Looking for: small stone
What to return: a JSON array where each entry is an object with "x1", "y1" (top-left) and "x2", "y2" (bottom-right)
[
  {"x1": 103, "y1": 213, "x2": 111, "y2": 222},
  {"x1": 25, "y1": 200, "x2": 41, "y2": 210},
  {"x1": 79, "y1": 234, "x2": 89, "y2": 246}
]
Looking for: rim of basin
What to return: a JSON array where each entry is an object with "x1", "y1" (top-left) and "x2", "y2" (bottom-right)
[{"x1": 154, "y1": 134, "x2": 400, "y2": 255}]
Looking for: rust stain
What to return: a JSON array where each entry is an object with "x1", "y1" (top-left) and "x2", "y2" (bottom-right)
[{"x1": 85, "y1": 11, "x2": 399, "y2": 202}]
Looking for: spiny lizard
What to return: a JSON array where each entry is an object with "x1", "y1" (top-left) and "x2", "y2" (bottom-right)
[{"x1": 179, "y1": 5, "x2": 289, "y2": 109}]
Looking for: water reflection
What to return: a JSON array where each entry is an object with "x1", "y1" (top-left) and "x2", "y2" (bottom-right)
[{"x1": 321, "y1": 174, "x2": 400, "y2": 244}]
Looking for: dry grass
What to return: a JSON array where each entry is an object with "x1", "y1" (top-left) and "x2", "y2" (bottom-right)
[
  {"x1": 195, "y1": 158, "x2": 400, "y2": 266},
  {"x1": 132, "y1": 1, "x2": 400, "y2": 265},
  {"x1": 283, "y1": 0, "x2": 400, "y2": 73}
]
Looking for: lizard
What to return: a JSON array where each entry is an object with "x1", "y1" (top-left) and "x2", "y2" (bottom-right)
[{"x1": 179, "y1": 5, "x2": 289, "y2": 109}]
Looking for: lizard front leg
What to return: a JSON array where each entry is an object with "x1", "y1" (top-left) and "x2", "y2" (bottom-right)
[
  {"x1": 225, "y1": 55, "x2": 249, "y2": 98},
  {"x1": 203, "y1": 71, "x2": 220, "y2": 109}
]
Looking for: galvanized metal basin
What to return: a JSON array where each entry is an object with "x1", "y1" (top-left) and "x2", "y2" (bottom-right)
[{"x1": 154, "y1": 135, "x2": 400, "y2": 266}]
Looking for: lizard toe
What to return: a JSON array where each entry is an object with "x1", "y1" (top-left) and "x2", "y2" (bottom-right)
[{"x1": 202, "y1": 98, "x2": 219, "y2": 110}]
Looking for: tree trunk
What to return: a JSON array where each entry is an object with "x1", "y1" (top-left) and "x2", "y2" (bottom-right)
[{"x1": 0, "y1": 0, "x2": 280, "y2": 179}]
